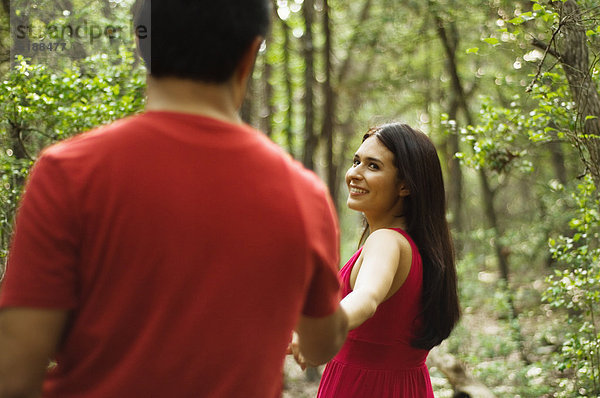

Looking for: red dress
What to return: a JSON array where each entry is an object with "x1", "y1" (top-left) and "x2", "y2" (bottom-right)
[{"x1": 317, "y1": 228, "x2": 434, "y2": 397}]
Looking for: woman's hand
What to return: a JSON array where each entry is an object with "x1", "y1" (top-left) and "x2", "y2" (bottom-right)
[
  {"x1": 287, "y1": 307, "x2": 348, "y2": 370},
  {"x1": 286, "y1": 331, "x2": 308, "y2": 370}
]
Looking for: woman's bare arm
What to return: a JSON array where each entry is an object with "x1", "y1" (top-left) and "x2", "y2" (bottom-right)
[{"x1": 341, "y1": 229, "x2": 409, "y2": 330}]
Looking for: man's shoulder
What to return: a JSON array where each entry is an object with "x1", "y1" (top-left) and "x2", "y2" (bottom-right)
[
  {"x1": 42, "y1": 114, "x2": 143, "y2": 160},
  {"x1": 252, "y1": 133, "x2": 328, "y2": 195}
]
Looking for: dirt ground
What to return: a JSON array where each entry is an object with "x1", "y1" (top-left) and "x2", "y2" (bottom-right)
[{"x1": 282, "y1": 356, "x2": 321, "y2": 398}]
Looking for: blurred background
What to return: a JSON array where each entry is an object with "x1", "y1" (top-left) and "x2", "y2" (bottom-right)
[{"x1": 1, "y1": 0, "x2": 599, "y2": 396}]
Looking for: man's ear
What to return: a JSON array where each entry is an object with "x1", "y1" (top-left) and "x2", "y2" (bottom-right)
[{"x1": 233, "y1": 36, "x2": 263, "y2": 108}]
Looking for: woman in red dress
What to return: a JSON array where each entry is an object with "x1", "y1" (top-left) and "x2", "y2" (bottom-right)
[{"x1": 290, "y1": 123, "x2": 460, "y2": 397}]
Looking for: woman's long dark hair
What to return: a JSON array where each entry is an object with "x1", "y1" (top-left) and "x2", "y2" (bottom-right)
[{"x1": 362, "y1": 123, "x2": 460, "y2": 350}]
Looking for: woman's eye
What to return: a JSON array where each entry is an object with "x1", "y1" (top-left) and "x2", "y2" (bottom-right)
[
  {"x1": 369, "y1": 163, "x2": 379, "y2": 170},
  {"x1": 353, "y1": 159, "x2": 360, "y2": 166}
]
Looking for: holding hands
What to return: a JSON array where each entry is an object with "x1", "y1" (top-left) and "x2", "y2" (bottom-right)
[{"x1": 286, "y1": 331, "x2": 309, "y2": 370}]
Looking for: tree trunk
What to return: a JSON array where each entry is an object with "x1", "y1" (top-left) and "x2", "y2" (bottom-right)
[
  {"x1": 1, "y1": 0, "x2": 10, "y2": 68},
  {"x1": 9, "y1": 1, "x2": 30, "y2": 68},
  {"x1": 446, "y1": 122, "x2": 464, "y2": 240},
  {"x1": 335, "y1": 0, "x2": 373, "y2": 86},
  {"x1": 301, "y1": 0, "x2": 317, "y2": 170},
  {"x1": 532, "y1": 0, "x2": 600, "y2": 185},
  {"x1": 241, "y1": 71, "x2": 257, "y2": 126},
  {"x1": 548, "y1": 141, "x2": 568, "y2": 186},
  {"x1": 57, "y1": 0, "x2": 88, "y2": 61},
  {"x1": 262, "y1": 26, "x2": 274, "y2": 137},
  {"x1": 557, "y1": 0, "x2": 600, "y2": 184},
  {"x1": 262, "y1": 58, "x2": 273, "y2": 137},
  {"x1": 333, "y1": 0, "x2": 377, "y2": 209},
  {"x1": 100, "y1": 0, "x2": 119, "y2": 49},
  {"x1": 283, "y1": 28, "x2": 295, "y2": 156},
  {"x1": 273, "y1": 0, "x2": 296, "y2": 156},
  {"x1": 478, "y1": 169, "x2": 510, "y2": 282},
  {"x1": 434, "y1": 4, "x2": 530, "y2": 365},
  {"x1": 7, "y1": 122, "x2": 29, "y2": 161},
  {"x1": 322, "y1": 0, "x2": 338, "y2": 205},
  {"x1": 434, "y1": 9, "x2": 510, "y2": 282},
  {"x1": 432, "y1": 12, "x2": 464, "y2": 244}
]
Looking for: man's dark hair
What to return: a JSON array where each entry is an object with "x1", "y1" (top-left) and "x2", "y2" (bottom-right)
[{"x1": 133, "y1": 0, "x2": 271, "y2": 83}]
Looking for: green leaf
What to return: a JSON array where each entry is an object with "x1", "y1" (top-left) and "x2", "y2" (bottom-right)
[
  {"x1": 542, "y1": 13, "x2": 556, "y2": 23},
  {"x1": 483, "y1": 37, "x2": 500, "y2": 46},
  {"x1": 521, "y1": 12, "x2": 534, "y2": 21},
  {"x1": 509, "y1": 16, "x2": 524, "y2": 25},
  {"x1": 466, "y1": 47, "x2": 479, "y2": 54}
]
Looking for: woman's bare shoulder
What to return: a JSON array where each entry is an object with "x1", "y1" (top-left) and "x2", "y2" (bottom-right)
[{"x1": 364, "y1": 228, "x2": 410, "y2": 248}]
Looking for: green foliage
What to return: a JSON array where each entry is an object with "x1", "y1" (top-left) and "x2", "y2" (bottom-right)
[
  {"x1": 0, "y1": 1, "x2": 597, "y2": 395},
  {"x1": 0, "y1": 48, "x2": 145, "y2": 272},
  {"x1": 527, "y1": 72, "x2": 576, "y2": 142},
  {"x1": 10, "y1": 0, "x2": 137, "y2": 71},
  {"x1": 505, "y1": 0, "x2": 561, "y2": 34},
  {"x1": 544, "y1": 177, "x2": 600, "y2": 397},
  {"x1": 446, "y1": 253, "x2": 557, "y2": 396},
  {"x1": 453, "y1": 98, "x2": 534, "y2": 175},
  {"x1": 448, "y1": 2, "x2": 600, "y2": 394}
]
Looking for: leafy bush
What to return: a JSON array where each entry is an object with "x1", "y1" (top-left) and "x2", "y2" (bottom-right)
[
  {"x1": 0, "y1": 48, "x2": 146, "y2": 272},
  {"x1": 544, "y1": 176, "x2": 600, "y2": 397}
]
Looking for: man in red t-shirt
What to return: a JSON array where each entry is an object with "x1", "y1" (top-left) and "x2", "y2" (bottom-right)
[{"x1": 0, "y1": 1, "x2": 348, "y2": 397}]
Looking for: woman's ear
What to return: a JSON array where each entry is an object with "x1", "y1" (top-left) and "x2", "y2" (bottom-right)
[{"x1": 398, "y1": 182, "x2": 410, "y2": 197}]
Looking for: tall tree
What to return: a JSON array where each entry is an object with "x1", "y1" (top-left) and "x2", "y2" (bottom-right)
[
  {"x1": 435, "y1": 3, "x2": 511, "y2": 282},
  {"x1": 301, "y1": 0, "x2": 317, "y2": 170},
  {"x1": 432, "y1": 0, "x2": 530, "y2": 366},
  {"x1": 0, "y1": 0, "x2": 11, "y2": 72},
  {"x1": 432, "y1": 8, "x2": 465, "y2": 242},
  {"x1": 240, "y1": 73, "x2": 257, "y2": 126},
  {"x1": 262, "y1": 27, "x2": 275, "y2": 137},
  {"x1": 322, "y1": 0, "x2": 337, "y2": 204},
  {"x1": 531, "y1": 0, "x2": 600, "y2": 184},
  {"x1": 277, "y1": 8, "x2": 296, "y2": 156}
]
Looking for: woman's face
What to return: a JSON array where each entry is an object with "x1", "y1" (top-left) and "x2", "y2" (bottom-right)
[{"x1": 345, "y1": 136, "x2": 408, "y2": 218}]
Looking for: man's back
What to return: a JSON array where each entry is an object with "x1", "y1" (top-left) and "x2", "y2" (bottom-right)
[
  {"x1": 0, "y1": 2, "x2": 348, "y2": 395},
  {"x1": 0, "y1": 111, "x2": 341, "y2": 397}
]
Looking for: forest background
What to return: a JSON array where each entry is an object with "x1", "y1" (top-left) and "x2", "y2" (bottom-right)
[{"x1": 0, "y1": 0, "x2": 599, "y2": 397}]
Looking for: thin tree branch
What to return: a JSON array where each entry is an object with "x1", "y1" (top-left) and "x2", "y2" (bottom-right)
[
  {"x1": 527, "y1": 32, "x2": 564, "y2": 93},
  {"x1": 530, "y1": 37, "x2": 562, "y2": 61}
]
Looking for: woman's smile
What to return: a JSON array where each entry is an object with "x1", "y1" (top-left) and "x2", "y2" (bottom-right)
[{"x1": 349, "y1": 185, "x2": 369, "y2": 196}]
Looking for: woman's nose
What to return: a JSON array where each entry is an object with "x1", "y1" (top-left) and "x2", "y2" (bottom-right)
[{"x1": 346, "y1": 165, "x2": 363, "y2": 181}]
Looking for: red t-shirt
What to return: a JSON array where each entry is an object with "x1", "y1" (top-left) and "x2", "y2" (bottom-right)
[{"x1": 0, "y1": 111, "x2": 341, "y2": 397}]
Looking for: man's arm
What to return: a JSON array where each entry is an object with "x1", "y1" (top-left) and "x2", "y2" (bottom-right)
[
  {"x1": 294, "y1": 306, "x2": 348, "y2": 368},
  {"x1": 0, "y1": 308, "x2": 68, "y2": 398}
]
